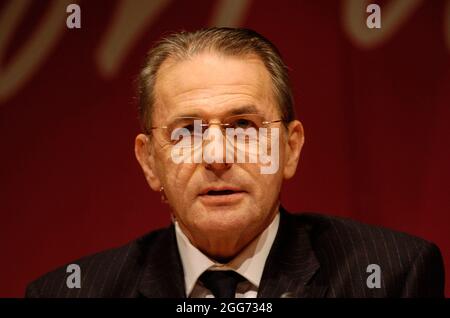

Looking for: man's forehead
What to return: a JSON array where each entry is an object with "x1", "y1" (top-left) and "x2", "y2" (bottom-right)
[
  {"x1": 157, "y1": 52, "x2": 269, "y2": 86},
  {"x1": 153, "y1": 53, "x2": 275, "y2": 116}
]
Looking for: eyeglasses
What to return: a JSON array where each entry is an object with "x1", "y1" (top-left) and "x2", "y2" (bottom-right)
[{"x1": 149, "y1": 113, "x2": 284, "y2": 148}]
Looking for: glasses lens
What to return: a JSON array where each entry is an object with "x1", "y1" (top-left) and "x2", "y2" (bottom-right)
[
  {"x1": 167, "y1": 117, "x2": 204, "y2": 148},
  {"x1": 224, "y1": 114, "x2": 263, "y2": 130}
]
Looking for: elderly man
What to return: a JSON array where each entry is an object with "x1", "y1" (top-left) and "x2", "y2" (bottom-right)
[{"x1": 26, "y1": 28, "x2": 444, "y2": 298}]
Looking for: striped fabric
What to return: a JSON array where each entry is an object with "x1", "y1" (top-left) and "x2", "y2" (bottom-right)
[{"x1": 26, "y1": 208, "x2": 445, "y2": 298}]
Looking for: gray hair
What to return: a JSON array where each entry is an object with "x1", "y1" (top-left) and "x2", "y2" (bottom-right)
[{"x1": 138, "y1": 27, "x2": 295, "y2": 134}]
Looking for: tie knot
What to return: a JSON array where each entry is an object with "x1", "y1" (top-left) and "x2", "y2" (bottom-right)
[{"x1": 199, "y1": 270, "x2": 245, "y2": 298}]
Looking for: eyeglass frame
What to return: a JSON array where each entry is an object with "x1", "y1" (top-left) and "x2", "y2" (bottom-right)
[{"x1": 147, "y1": 114, "x2": 286, "y2": 147}]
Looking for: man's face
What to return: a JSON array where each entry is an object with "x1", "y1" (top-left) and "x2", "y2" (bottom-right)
[{"x1": 135, "y1": 52, "x2": 303, "y2": 259}]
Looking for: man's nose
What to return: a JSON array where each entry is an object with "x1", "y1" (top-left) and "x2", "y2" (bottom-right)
[
  {"x1": 202, "y1": 125, "x2": 232, "y2": 171},
  {"x1": 205, "y1": 161, "x2": 232, "y2": 171}
]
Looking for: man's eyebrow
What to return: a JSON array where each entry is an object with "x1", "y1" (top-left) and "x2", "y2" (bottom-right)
[
  {"x1": 171, "y1": 112, "x2": 202, "y2": 118},
  {"x1": 173, "y1": 105, "x2": 261, "y2": 119},
  {"x1": 228, "y1": 105, "x2": 260, "y2": 116}
]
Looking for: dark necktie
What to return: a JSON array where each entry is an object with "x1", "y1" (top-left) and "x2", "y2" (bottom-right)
[{"x1": 199, "y1": 270, "x2": 245, "y2": 298}]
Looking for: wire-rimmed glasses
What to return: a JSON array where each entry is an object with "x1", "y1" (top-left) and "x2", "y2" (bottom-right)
[{"x1": 149, "y1": 113, "x2": 284, "y2": 149}]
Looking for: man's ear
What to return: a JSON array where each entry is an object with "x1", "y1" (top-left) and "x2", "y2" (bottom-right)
[
  {"x1": 283, "y1": 120, "x2": 304, "y2": 179},
  {"x1": 135, "y1": 134, "x2": 162, "y2": 191}
]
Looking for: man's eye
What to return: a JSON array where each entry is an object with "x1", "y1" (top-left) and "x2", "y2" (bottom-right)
[
  {"x1": 182, "y1": 123, "x2": 195, "y2": 132},
  {"x1": 233, "y1": 119, "x2": 254, "y2": 129}
]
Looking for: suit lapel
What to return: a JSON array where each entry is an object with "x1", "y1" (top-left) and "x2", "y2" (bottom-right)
[
  {"x1": 136, "y1": 208, "x2": 328, "y2": 298},
  {"x1": 258, "y1": 208, "x2": 328, "y2": 298},
  {"x1": 137, "y1": 225, "x2": 186, "y2": 298}
]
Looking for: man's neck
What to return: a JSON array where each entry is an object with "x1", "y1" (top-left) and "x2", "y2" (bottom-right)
[{"x1": 174, "y1": 212, "x2": 281, "y2": 296}]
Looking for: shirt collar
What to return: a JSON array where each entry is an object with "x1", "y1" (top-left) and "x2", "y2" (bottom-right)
[{"x1": 175, "y1": 213, "x2": 280, "y2": 297}]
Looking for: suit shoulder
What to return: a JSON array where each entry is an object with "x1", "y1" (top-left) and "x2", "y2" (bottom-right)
[
  {"x1": 294, "y1": 212, "x2": 435, "y2": 252},
  {"x1": 26, "y1": 226, "x2": 171, "y2": 298},
  {"x1": 288, "y1": 212, "x2": 443, "y2": 297}
]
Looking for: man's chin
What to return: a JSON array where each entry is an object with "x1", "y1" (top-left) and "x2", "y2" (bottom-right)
[{"x1": 195, "y1": 206, "x2": 251, "y2": 231}]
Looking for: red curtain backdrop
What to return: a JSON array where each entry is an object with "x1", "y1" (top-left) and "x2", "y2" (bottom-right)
[{"x1": 0, "y1": 0, "x2": 448, "y2": 297}]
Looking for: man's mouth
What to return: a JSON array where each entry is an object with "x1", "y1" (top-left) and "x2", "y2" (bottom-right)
[
  {"x1": 205, "y1": 189, "x2": 238, "y2": 196},
  {"x1": 198, "y1": 187, "x2": 246, "y2": 205},
  {"x1": 200, "y1": 187, "x2": 245, "y2": 196}
]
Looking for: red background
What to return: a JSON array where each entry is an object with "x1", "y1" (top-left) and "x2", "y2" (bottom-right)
[{"x1": 0, "y1": 0, "x2": 449, "y2": 297}]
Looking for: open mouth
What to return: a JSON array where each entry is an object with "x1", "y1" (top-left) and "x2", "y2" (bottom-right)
[
  {"x1": 206, "y1": 190, "x2": 237, "y2": 196},
  {"x1": 198, "y1": 187, "x2": 246, "y2": 205},
  {"x1": 199, "y1": 187, "x2": 246, "y2": 197}
]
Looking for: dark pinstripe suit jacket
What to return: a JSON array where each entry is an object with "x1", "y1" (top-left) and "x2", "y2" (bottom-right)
[{"x1": 26, "y1": 208, "x2": 445, "y2": 298}]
